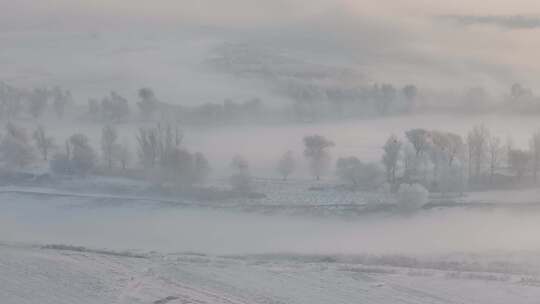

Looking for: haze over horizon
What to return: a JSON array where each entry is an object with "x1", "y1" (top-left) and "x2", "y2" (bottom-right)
[{"x1": 2, "y1": 0, "x2": 540, "y2": 101}]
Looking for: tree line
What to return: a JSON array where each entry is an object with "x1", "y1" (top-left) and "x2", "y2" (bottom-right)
[
  {"x1": 0, "y1": 119, "x2": 539, "y2": 196},
  {"x1": 272, "y1": 126, "x2": 540, "y2": 195},
  {"x1": 4, "y1": 81, "x2": 540, "y2": 128}
]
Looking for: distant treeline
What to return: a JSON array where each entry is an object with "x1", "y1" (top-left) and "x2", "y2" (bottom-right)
[{"x1": 3, "y1": 82, "x2": 540, "y2": 126}]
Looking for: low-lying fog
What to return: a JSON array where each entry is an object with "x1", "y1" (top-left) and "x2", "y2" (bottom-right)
[{"x1": 2, "y1": 194, "x2": 540, "y2": 256}]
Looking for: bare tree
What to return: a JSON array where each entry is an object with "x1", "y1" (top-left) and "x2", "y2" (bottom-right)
[
  {"x1": 382, "y1": 134, "x2": 402, "y2": 185},
  {"x1": 530, "y1": 130, "x2": 540, "y2": 182},
  {"x1": 33, "y1": 125, "x2": 55, "y2": 161},
  {"x1": 405, "y1": 128, "x2": 430, "y2": 182},
  {"x1": 101, "y1": 125, "x2": 118, "y2": 169},
  {"x1": 303, "y1": 135, "x2": 334, "y2": 180},
  {"x1": 276, "y1": 150, "x2": 296, "y2": 181},
  {"x1": 467, "y1": 124, "x2": 489, "y2": 181},
  {"x1": 488, "y1": 135, "x2": 502, "y2": 184},
  {"x1": 405, "y1": 129, "x2": 430, "y2": 157},
  {"x1": 136, "y1": 127, "x2": 160, "y2": 168}
]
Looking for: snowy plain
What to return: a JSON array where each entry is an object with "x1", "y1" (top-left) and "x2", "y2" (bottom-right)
[{"x1": 2, "y1": 184, "x2": 540, "y2": 303}]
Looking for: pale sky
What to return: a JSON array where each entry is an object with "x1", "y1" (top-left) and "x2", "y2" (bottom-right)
[
  {"x1": 3, "y1": 0, "x2": 540, "y2": 27},
  {"x1": 2, "y1": 0, "x2": 540, "y2": 92}
]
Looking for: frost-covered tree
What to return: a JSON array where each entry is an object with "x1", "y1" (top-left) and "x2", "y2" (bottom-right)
[
  {"x1": 404, "y1": 128, "x2": 430, "y2": 182},
  {"x1": 467, "y1": 124, "x2": 489, "y2": 181},
  {"x1": 382, "y1": 134, "x2": 402, "y2": 185},
  {"x1": 401, "y1": 143, "x2": 417, "y2": 181},
  {"x1": 136, "y1": 127, "x2": 160, "y2": 169},
  {"x1": 276, "y1": 150, "x2": 295, "y2": 181},
  {"x1": 0, "y1": 123, "x2": 34, "y2": 169},
  {"x1": 33, "y1": 125, "x2": 55, "y2": 161},
  {"x1": 405, "y1": 128, "x2": 430, "y2": 157},
  {"x1": 303, "y1": 135, "x2": 334, "y2": 180},
  {"x1": 136, "y1": 124, "x2": 182, "y2": 169},
  {"x1": 336, "y1": 157, "x2": 384, "y2": 190},
  {"x1": 101, "y1": 125, "x2": 118, "y2": 169}
]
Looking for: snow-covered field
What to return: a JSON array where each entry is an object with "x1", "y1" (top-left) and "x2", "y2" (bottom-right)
[
  {"x1": 3, "y1": 171, "x2": 540, "y2": 303},
  {"x1": 3, "y1": 242, "x2": 540, "y2": 304}
]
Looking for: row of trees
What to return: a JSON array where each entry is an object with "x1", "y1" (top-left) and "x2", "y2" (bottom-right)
[
  {"x1": 268, "y1": 126, "x2": 540, "y2": 194},
  {"x1": 87, "y1": 88, "x2": 161, "y2": 123},
  {"x1": 0, "y1": 83, "x2": 72, "y2": 120},
  {"x1": 1, "y1": 121, "x2": 540, "y2": 195},
  {"x1": 0, "y1": 122, "x2": 212, "y2": 190},
  {"x1": 4, "y1": 81, "x2": 540, "y2": 127}
]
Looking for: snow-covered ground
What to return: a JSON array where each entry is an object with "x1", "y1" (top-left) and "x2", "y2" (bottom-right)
[
  {"x1": 3, "y1": 180, "x2": 540, "y2": 302},
  {"x1": 3, "y1": 242, "x2": 540, "y2": 304}
]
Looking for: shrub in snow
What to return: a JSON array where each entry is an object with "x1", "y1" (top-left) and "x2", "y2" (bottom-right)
[{"x1": 397, "y1": 183, "x2": 428, "y2": 211}]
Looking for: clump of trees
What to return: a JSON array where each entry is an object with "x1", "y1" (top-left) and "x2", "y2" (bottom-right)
[
  {"x1": 88, "y1": 92, "x2": 130, "y2": 123},
  {"x1": 50, "y1": 133, "x2": 97, "y2": 176},
  {"x1": 0, "y1": 83, "x2": 72, "y2": 121},
  {"x1": 336, "y1": 156, "x2": 384, "y2": 190},
  {"x1": 136, "y1": 123, "x2": 210, "y2": 186}
]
